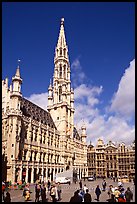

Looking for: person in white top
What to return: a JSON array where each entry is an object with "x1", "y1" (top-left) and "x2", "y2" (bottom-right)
[{"x1": 83, "y1": 184, "x2": 88, "y2": 194}]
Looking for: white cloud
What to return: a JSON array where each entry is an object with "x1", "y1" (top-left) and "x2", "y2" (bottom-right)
[
  {"x1": 25, "y1": 92, "x2": 48, "y2": 110},
  {"x1": 73, "y1": 59, "x2": 135, "y2": 146},
  {"x1": 25, "y1": 58, "x2": 135, "y2": 146},
  {"x1": 71, "y1": 58, "x2": 86, "y2": 87},
  {"x1": 110, "y1": 59, "x2": 135, "y2": 119}
]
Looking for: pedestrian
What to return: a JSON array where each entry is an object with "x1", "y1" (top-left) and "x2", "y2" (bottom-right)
[
  {"x1": 47, "y1": 179, "x2": 51, "y2": 191},
  {"x1": 102, "y1": 179, "x2": 107, "y2": 191},
  {"x1": 107, "y1": 185, "x2": 114, "y2": 198},
  {"x1": 50, "y1": 184, "x2": 58, "y2": 202},
  {"x1": 125, "y1": 187, "x2": 133, "y2": 202},
  {"x1": 41, "y1": 184, "x2": 46, "y2": 202},
  {"x1": 4, "y1": 192, "x2": 11, "y2": 202},
  {"x1": 95, "y1": 185, "x2": 101, "y2": 201},
  {"x1": 113, "y1": 187, "x2": 121, "y2": 202},
  {"x1": 2, "y1": 182, "x2": 5, "y2": 201},
  {"x1": 118, "y1": 180, "x2": 123, "y2": 187},
  {"x1": 84, "y1": 189, "x2": 92, "y2": 202},
  {"x1": 35, "y1": 183, "x2": 40, "y2": 202},
  {"x1": 79, "y1": 180, "x2": 82, "y2": 189},
  {"x1": 118, "y1": 194, "x2": 126, "y2": 202},
  {"x1": 23, "y1": 183, "x2": 31, "y2": 201},
  {"x1": 79, "y1": 189, "x2": 84, "y2": 201},
  {"x1": 69, "y1": 190, "x2": 83, "y2": 202},
  {"x1": 83, "y1": 184, "x2": 88, "y2": 194},
  {"x1": 57, "y1": 182, "x2": 62, "y2": 201}
]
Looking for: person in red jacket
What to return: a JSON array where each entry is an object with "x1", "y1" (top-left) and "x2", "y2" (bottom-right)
[{"x1": 118, "y1": 194, "x2": 126, "y2": 202}]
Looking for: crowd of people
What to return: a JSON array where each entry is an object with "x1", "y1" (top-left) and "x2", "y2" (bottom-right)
[
  {"x1": 107, "y1": 183, "x2": 133, "y2": 202},
  {"x1": 2, "y1": 178, "x2": 134, "y2": 202},
  {"x1": 69, "y1": 179, "x2": 134, "y2": 202},
  {"x1": 34, "y1": 180, "x2": 62, "y2": 202}
]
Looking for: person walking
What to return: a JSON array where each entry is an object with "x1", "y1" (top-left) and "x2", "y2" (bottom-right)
[
  {"x1": 125, "y1": 187, "x2": 133, "y2": 202},
  {"x1": 83, "y1": 184, "x2": 88, "y2": 194},
  {"x1": 23, "y1": 183, "x2": 31, "y2": 201},
  {"x1": 113, "y1": 187, "x2": 121, "y2": 202},
  {"x1": 79, "y1": 180, "x2": 82, "y2": 189},
  {"x1": 102, "y1": 179, "x2": 107, "y2": 191},
  {"x1": 50, "y1": 184, "x2": 58, "y2": 202},
  {"x1": 118, "y1": 194, "x2": 126, "y2": 202},
  {"x1": 57, "y1": 182, "x2": 62, "y2": 201},
  {"x1": 2, "y1": 182, "x2": 6, "y2": 201},
  {"x1": 35, "y1": 183, "x2": 40, "y2": 202},
  {"x1": 47, "y1": 180, "x2": 51, "y2": 191},
  {"x1": 95, "y1": 185, "x2": 101, "y2": 201},
  {"x1": 41, "y1": 184, "x2": 46, "y2": 202},
  {"x1": 84, "y1": 189, "x2": 92, "y2": 202},
  {"x1": 4, "y1": 192, "x2": 11, "y2": 202}
]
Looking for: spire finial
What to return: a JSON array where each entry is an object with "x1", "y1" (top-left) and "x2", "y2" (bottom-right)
[
  {"x1": 17, "y1": 59, "x2": 21, "y2": 67},
  {"x1": 61, "y1": 18, "x2": 64, "y2": 25}
]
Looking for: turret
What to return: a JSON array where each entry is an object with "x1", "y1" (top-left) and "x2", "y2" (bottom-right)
[
  {"x1": 81, "y1": 123, "x2": 87, "y2": 143},
  {"x1": 10, "y1": 60, "x2": 22, "y2": 110},
  {"x1": 48, "y1": 79, "x2": 53, "y2": 106}
]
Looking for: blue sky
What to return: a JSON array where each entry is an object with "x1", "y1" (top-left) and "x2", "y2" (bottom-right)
[{"x1": 2, "y1": 2, "x2": 135, "y2": 145}]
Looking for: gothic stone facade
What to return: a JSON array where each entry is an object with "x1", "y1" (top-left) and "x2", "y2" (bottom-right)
[
  {"x1": 87, "y1": 139, "x2": 135, "y2": 179},
  {"x1": 2, "y1": 18, "x2": 88, "y2": 183}
]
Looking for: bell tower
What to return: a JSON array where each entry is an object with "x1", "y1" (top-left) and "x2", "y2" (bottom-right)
[{"x1": 47, "y1": 18, "x2": 74, "y2": 138}]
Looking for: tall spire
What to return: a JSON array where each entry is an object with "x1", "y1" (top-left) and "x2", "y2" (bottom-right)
[
  {"x1": 57, "y1": 18, "x2": 67, "y2": 48},
  {"x1": 15, "y1": 59, "x2": 21, "y2": 78}
]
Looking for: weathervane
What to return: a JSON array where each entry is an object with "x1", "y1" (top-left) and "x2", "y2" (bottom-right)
[{"x1": 17, "y1": 59, "x2": 21, "y2": 67}]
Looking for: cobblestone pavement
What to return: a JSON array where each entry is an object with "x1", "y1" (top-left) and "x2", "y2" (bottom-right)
[{"x1": 2, "y1": 178, "x2": 135, "y2": 202}]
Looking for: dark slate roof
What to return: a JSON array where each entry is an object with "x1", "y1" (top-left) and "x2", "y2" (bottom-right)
[
  {"x1": 73, "y1": 127, "x2": 81, "y2": 141},
  {"x1": 20, "y1": 97, "x2": 57, "y2": 129}
]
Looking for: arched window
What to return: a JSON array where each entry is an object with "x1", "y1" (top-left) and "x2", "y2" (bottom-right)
[
  {"x1": 60, "y1": 48, "x2": 62, "y2": 56},
  {"x1": 59, "y1": 64, "x2": 62, "y2": 78},
  {"x1": 59, "y1": 87, "x2": 62, "y2": 102},
  {"x1": 63, "y1": 48, "x2": 66, "y2": 57},
  {"x1": 57, "y1": 49, "x2": 59, "y2": 57},
  {"x1": 64, "y1": 65, "x2": 66, "y2": 79}
]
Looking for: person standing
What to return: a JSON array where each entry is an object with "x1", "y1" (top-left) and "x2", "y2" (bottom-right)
[
  {"x1": 4, "y1": 192, "x2": 11, "y2": 202},
  {"x1": 2, "y1": 182, "x2": 5, "y2": 201},
  {"x1": 125, "y1": 187, "x2": 133, "y2": 202},
  {"x1": 50, "y1": 184, "x2": 58, "y2": 202},
  {"x1": 41, "y1": 184, "x2": 46, "y2": 202},
  {"x1": 35, "y1": 183, "x2": 40, "y2": 202},
  {"x1": 83, "y1": 184, "x2": 88, "y2": 194},
  {"x1": 102, "y1": 179, "x2": 107, "y2": 191},
  {"x1": 57, "y1": 182, "x2": 62, "y2": 201},
  {"x1": 84, "y1": 189, "x2": 92, "y2": 202},
  {"x1": 95, "y1": 185, "x2": 101, "y2": 201},
  {"x1": 113, "y1": 187, "x2": 121, "y2": 202},
  {"x1": 47, "y1": 180, "x2": 51, "y2": 191},
  {"x1": 79, "y1": 180, "x2": 82, "y2": 189}
]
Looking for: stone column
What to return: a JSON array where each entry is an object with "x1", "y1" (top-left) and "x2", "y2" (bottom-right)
[
  {"x1": 45, "y1": 167, "x2": 48, "y2": 181},
  {"x1": 25, "y1": 165, "x2": 29, "y2": 183},
  {"x1": 12, "y1": 165, "x2": 16, "y2": 183},
  {"x1": 50, "y1": 168, "x2": 52, "y2": 181},
  {"x1": 19, "y1": 167, "x2": 22, "y2": 182},
  {"x1": 31, "y1": 167, "x2": 34, "y2": 184}
]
